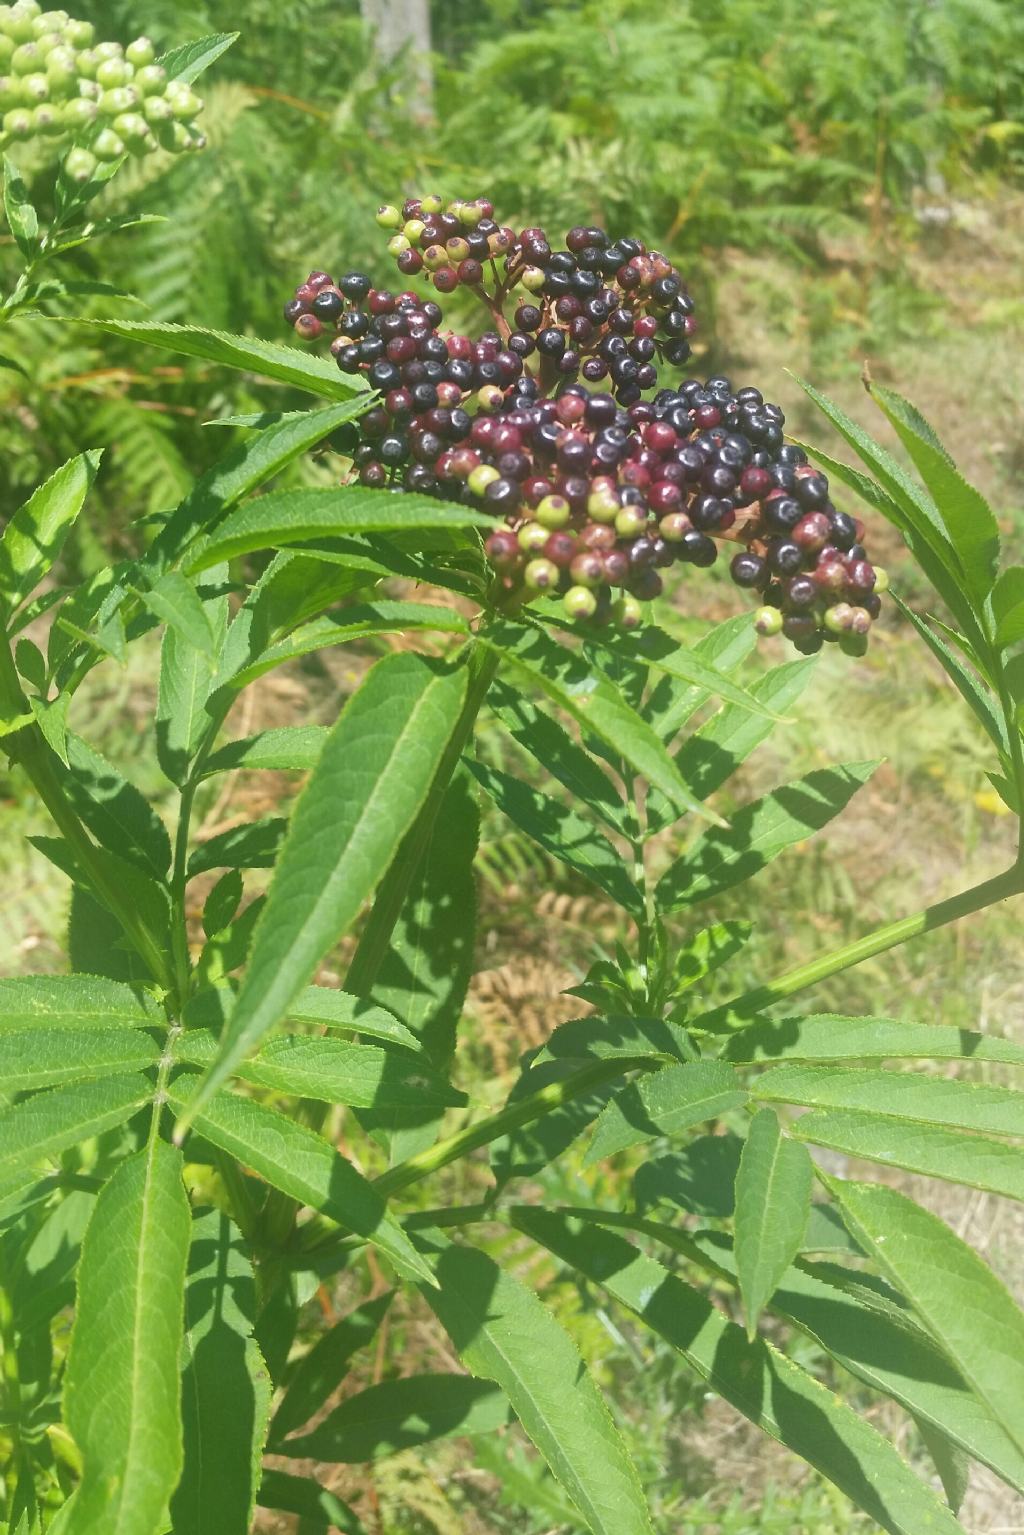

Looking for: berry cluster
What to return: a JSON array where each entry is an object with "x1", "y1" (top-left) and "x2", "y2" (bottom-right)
[
  {"x1": 0, "y1": 3, "x2": 205, "y2": 178},
  {"x1": 284, "y1": 197, "x2": 886, "y2": 651}
]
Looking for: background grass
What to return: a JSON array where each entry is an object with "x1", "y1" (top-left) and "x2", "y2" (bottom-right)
[{"x1": 1, "y1": 2, "x2": 1023, "y2": 1531}]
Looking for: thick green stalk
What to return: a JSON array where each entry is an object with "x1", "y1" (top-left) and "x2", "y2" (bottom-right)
[
  {"x1": 0, "y1": 637, "x2": 174, "y2": 990},
  {"x1": 297, "y1": 1053, "x2": 656, "y2": 1256},
  {"x1": 692, "y1": 863, "x2": 1024, "y2": 1034}
]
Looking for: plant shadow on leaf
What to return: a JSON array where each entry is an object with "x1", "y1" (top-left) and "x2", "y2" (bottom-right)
[{"x1": 634, "y1": 1137, "x2": 744, "y2": 1219}]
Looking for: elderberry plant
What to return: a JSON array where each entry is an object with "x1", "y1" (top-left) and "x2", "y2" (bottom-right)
[{"x1": 1, "y1": 125, "x2": 1024, "y2": 1535}]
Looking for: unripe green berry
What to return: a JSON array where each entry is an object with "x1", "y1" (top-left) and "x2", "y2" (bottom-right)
[
  {"x1": 32, "y1": 9, "x2": 68, "y2": 34},
  {"x1": 375, "y1": 203, "x2": 401, "y2": 228},
  {"x1": 92, "y1": 41, "x2": 124, "y2": 63},
  {"x1": 536, "y1": 493, "x2": 571, "y2": 529},
  {"x1": 402, "y1": 216, "x2": 425, "y2": 242},
  {"x1": 0, "y1": 74, "x2": 20, "y2": 108},
  {"x1": 6, "y1": 11, "x2": 37, "y2": 45},
  {"x1": 386, "y1": 233, "x2": 411, "y2": 257},
  {"x1": 587, "y1": 487, "x2": 619, "y2": 523},
  {"x1": 459, "y1": 200, "x2": 484, "y2": 228},
  {"x1": 133, "y1": 63, "x2": 165, "y2": 96},
  {"x1": 613, "y1": 594, "x2": 643, "y2": 630},
  {"x1": 95, "y1": 56, "x2": 129, "y2": 89},
  {"x1": 524, "y1": 557, "x2": 559, "y2": 591},
  {"x1": 520, "y1": 265, "x2": 545, "y2": 292},
  {"x1": 74, "y1": 46, "x2": 96, "y2": 78},
  {"x1": 44, "y1": 46, "x2": 75, "y2": 93},
  {"x1": 20, "y1": 70, "x2": 48, "y2": 101},
  {"x1": 467, "y1": 463, "x2": 501, "y2": 497},
  {"x1": 113, "y1": 110, "x2": 149, "y2": 145},
  {"x1": 125, "y1": 36, "x2": 155, "y2": 68},
  {"x1": 419, "y1": 192, "x2": 443, "y2": 214},
  {"x1": 563, "y1": 585, "x2": 598, "y2": 621},
  {"x1": 99, "y1": 85, "x2": 137, "y2": 116},
  {"x1": 517, "y1": 521, "x2": 550, "y2": 553},
  {"x1": 838, "y1": 630, "x2": 868, "y2": 657},
  {"x1": 2, "y1": 103, "x2": 30, "y2": 135},
  {"x1": 10, "y1": 39, "x2": 40, "y2": 72},
  {"x1": 165, "y1": 81, "x2": 200, "y2": 119},
  {"x1": 872, "y1": 566, "x2": 889, "y2": 593},
  {"x1": 63, "y1": 144, "x2": 96, "y2": 182},
  {"x1": 64, "y1": 17, "x2": 93, "y2": 47},
  {"x1": 92, "y1": 125, "x2": 124, "y2": 161},
  {"x1": 0, "y1": 35, "x2": 11, "y2": 65},
  {"x1": 476, "y1": 384, "x2": 503, "y2": 412},
  {"x1": 753, "y1": 606, "x2": 784, "y2": 637},
  {"x1": 63, "y1": 94, "x2": 96, "y2": 130},
  {"x1": 615, "y1": 506, "x2": 647, "y2": 539},
  {"x1": 32, "y1": 99, "x2": 60, "y2": 133},
  {"x1": 823, "y1": 602, "x2": 853, "y2": 635},
  {"x1": 141, "y1": 93, "x2": 172, "y2": 125}
]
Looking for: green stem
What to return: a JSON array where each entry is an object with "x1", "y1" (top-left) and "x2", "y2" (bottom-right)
[
  {"x1": 0, "y1": 636, "x2": 174, "y2": 990},
  {"x1": 297, "y1": 1053, "x2": 656, "y2": 1256},
  {"x1": 692, "y1": 863, "x2": 1024, "y2": 1034},
  {"x1": 993, "y1": 656, "x2": 1024, "y2": 864}
]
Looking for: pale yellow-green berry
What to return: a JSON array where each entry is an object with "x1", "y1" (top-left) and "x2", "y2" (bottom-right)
[
  {"x1": 165, "y1": 81, "x2": 200, "y2": 120},
  {"x1": 20, "y1": 71, "x2": 49, "y2": 102},
  {"x1": 2, "y1": 104, "x2": 31, "y2": 135},
  {"x1": 91, "y1": 125, "x2": 124, "y2": 160},
  {"x1": 32, "y1": 98, "x2": 61, "y2": 133},
  {"x1": 63, "y1": 94, "x2": 96, "y2": 130},
  {"x1": 31, "y1": 8, "x2": 67, "y2": 34},
  {"x1": 0, "y1": 34, "x2": 12, "y2": 64},
  {"x1": 99, "y1": 85, "x2": 138, "y2": 116},
  {"x1": 112, "y1": 109, "x2": 148, "y2": 144},
  {"x1": 133, "y1": 63, "x2": 165, "y2": 96},
  {"x1": 44, "y1": 46, "x2": 75, "y2": 93},
  {"x1": 94, "y1": 55, "x2": 129, "y2": 89},
  {"x1": 92, "y1": 40, "x2": 123, "y2": 63},
  {"x1": 74, "y1": 46, "x2": 96, "y2": 77},
  {"x1": 142, "y1": 93, "x2": 172, "y2": 126},
  {"x1": 75, "y1": 76, "x2": 99, "y2": 100},
  {"x1": 125, "y1": 36, "x2": 155, "y2": 68},
  {"x1": 63, "y1": 144, "x2": 96, "y2": 181},
  {"x1": 11, "y1": 39, "x2": 41, "y2": 73},
  {"x1": 63, "y1": 18, "x2": 92, "y2": 48}
]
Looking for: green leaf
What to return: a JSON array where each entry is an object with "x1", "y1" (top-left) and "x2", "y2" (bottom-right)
[
  {"x1": 158, "y1": 31, "x2": 238, "y2": 83},
  {"x1": 30, "y1": 837, "x2": 172, "y2": 956},
  {"x1": 792, "y1": 1111, "x2": 1024, "y2": 1201},
  {"x1": 480, "y1": 620, "x2": 719, "y2": 823},
  {"x1": 176, "y1": 1032, "x2": 466, "y2": 1112},
  {"x1": 169, "y1": 1208, "x2": 272, "y2": 1535},
  {"x1": 0, "y1": 974, "x2": 160, "y2": 1030},
  {"x1": 670, "y1": 921, "x2": 752, "y2": 996},
  {"x1": 655, "y1": 762, "x2": 878, "y2": 911},
  {"x1": 468, "y1": 759, "x2": 642, "y2": 914},
  {"x1": 734, "y1": 1108, "x2": 813, "y2": 1338},
  {"x1": 584, "y1": 1060, "x2": 747, "y2": 1165},
  {"x1": 229, "y1": 600, "x2": 469, "y2": 689},
  {"x1": 187, "y1": 487, "x2": 488, "y2": 573},
  {"x1": 0, "y1": 1028, "x2": 158, "y2": 1090},
  {"x1": 660, "y1": 1225, "x2": 1024, "y2": 1498},
  {"x1": 752, "y1": 1063, "x2": 1024, "y2": 1136},
  {"x1": 151, "y1": 402, "x2": 368, "y2": 569},
  {"x1": 720, "y1": 1012, "x2": 1024, "y2": 1066},
  {"x1": 201, "y1": 725, "x2": 329, "y2": 777},
  {"x1": 71, "y1": 318, "x2": 367, "y2": 403},
  {"x1": 60, "y1": 733, "x2": 172, "y2": 877},
  {"x1": 176, "y1": 653, "x2": 468, "y2": 1130},
  {"x1": 137, "y1": 570, "x2": 216, "y2": 660},
  {"x1": 894, "y1": 598, "x2": 1006, "y2": 750},
  {"x1": 791, "y1": 392, "x2": 981, "y2": 644},
  {"x1": 421, "y1": 1238, "x2": 655, "y2": 1535},
  {"x1": 365, "y1": 771, "x2": 479, "y2": 1157},
  {"x1": 0, "y1": 1076, "x2": 151, "y2": 1181},
  {"x1": 827, "y1": 1178, "x2": 1024, "y2": 1458},
  {"x1": 596, "y1": 623, "x2": 786, "y2": 720},
  {"x1": 633, "y1": 1137, "x2": 744, "y2": 1219},
  {"x1": 257, "y1": 1471, "x2": 366, "y2": 1534},
  {"x1": 514, "y1": 1210, "x2": 963, "y2": 1535},
  {"x1": 281, "y1": 1372, "x2": 512, "y2": 1461},
  {"x1": 870, "y1": 382, "x2": 1000, "y2": 605},
  {"x1": 166, "y1": 1084, "x2": 435, "y2": 1287},
  {"x1": 270, "y1": 1292, "x2": 393, "y2": 1444},
  {"x1": 0, "y1": 452, "x2": 101, "y2": 615},
  {"x1": 187, "y1": 816, "x2": 288, "y2": 877},
  {"x1": 29, "y1": 694, "x2": 69, "y2": 765},
  {"x1": 284, "y1": 985, "x2": 421, "y2": 1051},
  {"x1": 155, "y1": 596, "x2": 224, "y2": 786},
  {"x1": 916, "y1": 1417, "x2": 970, "y2": 1513},
  {"x1": 992, "y1": 566, "x2": 1024, "y2": 649},
  {"x1": 643, "y1": 613, "x2": 756, "y2": 742},
  {"x1": 202, "y1": 869, "x2": 243, "y2": 936},
  {"x1": 532, "y1": 1013, "x2": 695, "y2": 1068},
  {"x1": 670, "y1": 657, "x2": 817, "y2": 806},
  {"x1": 490, "y1": 678, "x2": 626, "y2": 833},
  {"x1": 3, "y1": 154, "x2": 38, "y2": 257},
  {"x1": 63, "y1": 1140, "x2": 191, "y2": 1535}
]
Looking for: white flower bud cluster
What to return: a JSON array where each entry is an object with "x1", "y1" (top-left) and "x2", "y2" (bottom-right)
[{"x1": 0, "y1": 1, "x2": 205, "y2": 180}]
